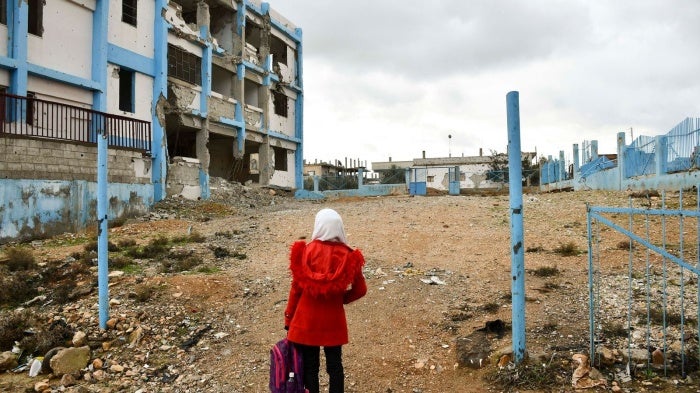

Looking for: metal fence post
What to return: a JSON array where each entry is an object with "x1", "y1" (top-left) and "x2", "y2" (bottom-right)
[{"x1": 507, "y1": 91, "x2": 526, "y2": 362}]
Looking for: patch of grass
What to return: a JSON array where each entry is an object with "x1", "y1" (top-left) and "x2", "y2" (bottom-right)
[
  {"x1": 117, "y1": 239, "x2": 137, "y2": 248},
  {"x1": 553, "y1": 242, "x2": 580, "y2": 257},
  {"x1": 531, "y1": 266, "x2": 560, "y2": 277},
  {"x1": 110, "y1": 255, "x2": 133, "y2": 269},
  {"x1": 617, "y1": 240, "x2": 634, "y2": 250},
  {"x1": 108, "y1": 216, "x2": 127, "y2": 228},
  {"x1": 543, "y1": 282, "x2": 560, "y2": 290},
  {"x1": 131, "y1": 284, "x2": 156, "y2": 303},
  {"x1": 126, "y1": 237, "x2": 170, "y2": 259},
  {"x1": 481, "y1": 302, "x2": 500, "y2": 313},
  {"x1": 484, "y1": 360, "x2": 563, "y2": 391},
  {"x1": 4, "y1": 247, "x2": 37, "y2": 271},
  {"x1": 526, "y1": 245, "x2": 545, "y2": 253},
  {"x1": 84, "y1": 241, "x2": 118, "y2": 252},
  {"x1": 197, "y1": 265, "x2": 221, "y2": 274},
  {"x1": 541, "y1": 322, "x2": 558, "y2": 334},
  {"x1": 161, "y1": 253, "x2": 203, "y2": 273},
  {"x1": 602, "y1": 321, "x2": 628, "y2": 338},
  {"x1": 212, "y1": 247, "x2": 231, "y2": 259},
  {"x1": 122, "y1": 264, "x2": 143, "y2": 274},
  {"x1": 172, "y1": 232, "x2": 206, "y2": 244}
]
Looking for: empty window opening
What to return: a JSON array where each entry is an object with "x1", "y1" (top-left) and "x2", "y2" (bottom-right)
[
  {"x1": 118, "y1": 69, "x2": 135, "y2": 113},
  {"x1": 273, "y1": 147, "x2": 288, "y2": 171},
  {"x1": 28, "y1": 0, "x2": 43, "y2": 37},
  {"x1": 270, "y1": 35, "x2": 288, "y2": 65},
  {"x1": 168, "y1": 44, "x2": 202, "y2": 86},
  {"x1": 244, "y1": 20, "x2": 262, "y2": 52},
  {"x1": 272, "y1": 90, "x2": 287, "y2": 117},
  {"x1": 122, "y1": 0, "x2": 137, "y2": 26},
  {"x1": 0, "y1": 0, "x2": 6, "y2": 25},
  {"x1": 211, "y1": 65, "x2": 234, "y2": 97},
  {"x1": 244, "y1": 79, "x2": 260, "y2": 107},
  {"x1": 427, "y1": 175, "x2": 435, "y2": 182}
]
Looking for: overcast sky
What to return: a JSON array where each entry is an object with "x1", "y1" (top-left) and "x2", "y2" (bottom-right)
[{"x1": 269, "y1": 1, "x2": 700, "y2": 169}]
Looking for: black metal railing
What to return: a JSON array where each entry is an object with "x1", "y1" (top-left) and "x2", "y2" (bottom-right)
[{"x1": 0, "y1": 92, "x2": 151, "y2": 152}]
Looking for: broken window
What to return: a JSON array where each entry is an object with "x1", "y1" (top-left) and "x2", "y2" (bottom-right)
[
  {"x1": 270, "y1": 35, "x2": 288, "y2": 65},
  {"x1": 168, "y1": 44, "x2": 202, "y2": 86},
  {"x1": 272, "y1": 90, "x2": 287, "y2": 117},
  {"x1": 122, "y1": 0, "x2": 137, "y2": 26},
  {"x1": 273, "y1": 147, "x2": 288, "y2": 171},
  {"x1": 244, "y1": 19, "x2": 262, "y2": 52},
  {"x1": 118, "y1": 68, "x2": 134, "y2": 113},
  {"x1": 28, "y1": 0, "x2": 43, "y2": 37}
]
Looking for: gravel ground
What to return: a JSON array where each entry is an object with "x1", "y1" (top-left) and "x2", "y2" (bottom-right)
[{"x1": 1, "y1": 183, "x2": 699, "y2": 392}]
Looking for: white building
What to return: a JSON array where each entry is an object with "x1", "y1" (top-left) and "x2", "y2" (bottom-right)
[{"x1": 0, "y1": 0, "x2": 303, "y2": 243}]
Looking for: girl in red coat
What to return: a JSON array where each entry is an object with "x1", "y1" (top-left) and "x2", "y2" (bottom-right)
[{"x1": 284, "y1": 208, "x2": 367, "y2": 393}]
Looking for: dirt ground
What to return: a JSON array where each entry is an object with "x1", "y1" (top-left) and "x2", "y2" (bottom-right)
[{"x1": 2, "y1": 188, "x2": 699, "y2": 392}]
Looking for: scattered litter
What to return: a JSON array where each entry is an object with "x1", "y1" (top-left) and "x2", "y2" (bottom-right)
[{"x1": 420, "y1": 276, "x2": 446, "y2": 285}]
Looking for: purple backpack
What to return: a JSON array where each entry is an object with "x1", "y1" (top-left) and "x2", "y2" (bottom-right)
[{"x1": 269, "y1": 338, "x2": 307, "y2": 393}]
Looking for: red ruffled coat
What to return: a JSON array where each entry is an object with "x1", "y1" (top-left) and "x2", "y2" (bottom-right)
[{"x1": 284, "y1": 240, "x2": 367, "y2": 346}]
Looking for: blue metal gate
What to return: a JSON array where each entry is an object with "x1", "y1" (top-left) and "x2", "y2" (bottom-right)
[{"x1": 587, "y1": 190, "x2": 700, "y2": 378}]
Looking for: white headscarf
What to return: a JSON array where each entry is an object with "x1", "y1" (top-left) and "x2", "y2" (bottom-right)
[{"x1": 311, "y1": 208, "x2": 348, "y2": 244}]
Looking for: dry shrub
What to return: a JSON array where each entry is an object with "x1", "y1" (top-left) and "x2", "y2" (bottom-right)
[
  {"x1": 531, "y1": 266, "x2": 560, "y2": 277},
  {"x1": 0, "y1": 309, "x2": 36, "y2": 351},
  {"x1": 617, "y1": 240, "x2": 633, "y2": 250},
  {"x1": 110, "y1": 255, "x2": 133, "y2": 269},
  {"x1": 5, "y1": 247, "x2": 37, "y2": 271},
  {"x1": 0, "y1": 271, "x2": 39, "y2": 306},
  {"x1": 132, "y1": 284, "x2": 156, "y2": 302},
  {"x1": 553, "y1": 242, "x2": 580, "y2": 257},
  {"x1": 481, "y1": 302, "x2": 500, "y2": 313},
  {"x1": 84, "y1": 241, "x2": 118, "y2": 252},
  {"x1": 117, "y1": 238, "x2": 137, "y2": 248}
]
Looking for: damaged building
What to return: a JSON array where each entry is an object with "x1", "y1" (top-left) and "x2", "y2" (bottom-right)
[
  {"x1": 164, "y1": 0, "x2": 303, "y2": 198},
  {"x1": 0, "y1": 0, "x2": 303, "y2": 243}
]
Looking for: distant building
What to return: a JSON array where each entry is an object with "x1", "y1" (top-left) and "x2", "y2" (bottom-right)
[{"x1": 372, "y1": 150, "x2": 537, "y2": 191}]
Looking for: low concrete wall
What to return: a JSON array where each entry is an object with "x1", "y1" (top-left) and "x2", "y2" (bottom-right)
[
  {"x1": 0, "y1": 179, "x2": 152, "y2": 244},
  {"x1": 295, "y1": 183, "x2": 407, "y2": 199}
]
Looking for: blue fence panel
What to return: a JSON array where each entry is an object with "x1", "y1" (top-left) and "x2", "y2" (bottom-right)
[
  {"x1": 579, "y1": 156, "x2": 615, "y2": 180},
  {"x1": 665, "y1": 117, "x2": 700, "y2": 173},
  {"x1": 624, "y1": 135, "x2": 656, "y2": 177}
]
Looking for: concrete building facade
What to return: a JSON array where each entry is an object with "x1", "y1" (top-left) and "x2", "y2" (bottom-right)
[{"x1": 0, "y1": 0, "x2": 303, "y2": 243}]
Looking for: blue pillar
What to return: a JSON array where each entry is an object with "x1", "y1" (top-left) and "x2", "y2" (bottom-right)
[
  {"x1": 152, "y1": 0, "x2": 169, "y2": 201},
  {"x1": 235, "y1": 2, "x2": 247, "y2": 156},
  {"x1": 617, "y1": 132, "x2": 626, "y2": 190},
  {"x1": 294, "y1": 28, "x2": 304, "y2": 191},
  {"x1": 559, "y1": 150, "x2": 566, "y2": 180},
  {"x1": 591, "y1": 140, "x2": 599, "y2": 161},
  {"x1": 506, "y1": 91, "x2": 526, "y2": 363},
  {"x1": 655, "y1": 136, "x2": 667, "y2": 175},
  {"x1": 573, "y1": 143, "x2": 580, "y2": 182},
  {"x1": 92, "y1": 0, "x2": 110, "y2": 330},
  {"x1": 9, "y1": 0, "x2": 28, "y2": 96},
  {"x1": 357, "y1": 168, "x2": 364, "y2": 188},
  {"x1": 199, "y1": 13, "x2": 212, "y2": 200}
]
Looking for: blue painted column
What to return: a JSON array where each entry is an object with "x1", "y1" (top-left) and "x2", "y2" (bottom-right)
[
  {"x1": 9, "y1": 0, "x2": 28, "y2": 96},
  {"x1": 199, "y1": 12, "x2": 212, "y2": 200},
  {"x1": 506, "y1": 91, "x2": 526, "y2": 363},
  {"x1": 617, "y1": 132, "x2": 626, "y2": 190},
  {"x1": 92, "y1": 0, "x2": 110, "y2": 329},
  {"x1": 573, "y1": 143, "x2": 580, "y2": 184},
  {"x1": 655, "y1": 135, "x2": 667, "y2": 175},
  {"x1": 559, "y1": 151, "x2": 566, "y2": 180},
  {"x1": 234, "y1": 2, "x2": 247, "y2": 156},
  {"x1": 152, "y1": 0, "x2": 169, "y2": 201},
  {"x1": 294, "y1": 28, "x2": 304, "y2": 191}
]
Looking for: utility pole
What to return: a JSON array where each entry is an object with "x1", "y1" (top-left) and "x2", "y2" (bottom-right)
[{"x1": 448, "y1": 134, "x2": 452, "y2": 158}]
